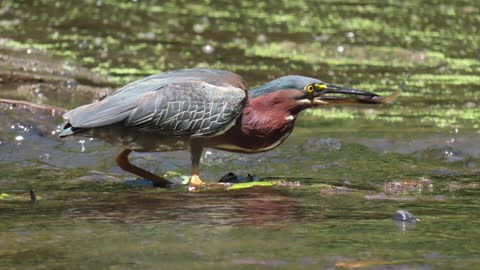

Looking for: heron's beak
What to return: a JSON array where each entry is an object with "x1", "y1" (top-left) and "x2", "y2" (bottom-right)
[{"x1": 313, "y1": 84, "x2": 400, "y2": 106}]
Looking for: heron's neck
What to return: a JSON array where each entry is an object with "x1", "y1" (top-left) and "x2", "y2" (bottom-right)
[{"x1": 207, "y1": 90, "x2": 309, "y2": 153}]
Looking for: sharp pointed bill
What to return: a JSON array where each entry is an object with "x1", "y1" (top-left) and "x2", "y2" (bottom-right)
[
  {"x1": 312, "y1": 86, "x2": 400, "y2": 106},
  {"x1": 294, "y1": 80, "x2": 398, "y2": 106}
]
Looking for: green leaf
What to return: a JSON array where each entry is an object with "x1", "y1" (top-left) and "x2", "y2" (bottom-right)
[
  {"x1": 227, "y1": 181, "x2": 275, "y2": 190},
  {"x1": 0, "y1": 193, "x2": 11, "y2": 200}
]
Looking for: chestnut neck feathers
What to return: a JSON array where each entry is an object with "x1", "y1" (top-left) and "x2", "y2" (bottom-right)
[{"x1": 208, "y1": 90, "x2": 311, "y2": 153}]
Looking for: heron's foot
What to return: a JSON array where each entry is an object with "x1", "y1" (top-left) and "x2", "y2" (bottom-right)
[
  {"x1": 186, "y1": 175, "x2": 231, "y2": 192},
  {"x1": 189, "y1": 175, "x2": 204, "y2": 186}
]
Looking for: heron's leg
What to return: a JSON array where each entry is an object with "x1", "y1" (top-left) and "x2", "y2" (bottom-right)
[
  {"x1": 115, "y1": 149, "x2": 171, "y2": 188},
  {"x1": 189, "y1": 139, "x2": 205, "y2": 186}
]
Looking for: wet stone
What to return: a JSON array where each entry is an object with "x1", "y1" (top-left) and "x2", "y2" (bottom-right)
[
  {"x1": 393, "y1": 209, "x2": 420, "y2": 223},
  {"x1": 414, "y1": 146, "x2": 467, "y2": 163}
]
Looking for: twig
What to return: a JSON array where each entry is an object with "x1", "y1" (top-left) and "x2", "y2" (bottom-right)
[{"x1": 0, "y1": 98, "x2": 67, "y2": 115}]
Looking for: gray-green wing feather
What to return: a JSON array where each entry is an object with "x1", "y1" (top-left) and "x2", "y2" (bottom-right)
[
  {"x1": 62, "y1": 69, "x2": 247, "y2": 137},
  {"x1": 125, "y1": 82, "x2": 245, "y2": 136}
]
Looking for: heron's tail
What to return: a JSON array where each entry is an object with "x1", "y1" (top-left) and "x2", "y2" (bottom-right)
[{"x1": 58, "y1": 123, "x2": 84, "y2": 137}]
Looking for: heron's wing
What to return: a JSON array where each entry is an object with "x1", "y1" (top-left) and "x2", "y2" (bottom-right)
[
  {"x1": 124, "y1": 82, "x2": 246, "y2": 136},
  {"x1": 63, "y1": 68, "x2": 247, "y2": 132},
  {"x1": 64, "y1": 77, "x2": 167, "y2": 128}
]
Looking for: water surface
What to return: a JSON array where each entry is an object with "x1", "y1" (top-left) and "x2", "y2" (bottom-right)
[{"x1": 1, "y1": 1, "x2": 480, "y2": 269}]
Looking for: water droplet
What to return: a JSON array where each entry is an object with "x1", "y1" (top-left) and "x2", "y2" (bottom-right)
[
  {"x1": 346, "y1": 32, "x2": 355, "y2": 38},
  {"x1": 15, "y1": 135, "x2": 24, "y2": 141},
  {"x1": 26, "y1": 48, "x2": 32, "y2": 54},
  {"x1": 337, "y1": 46, "x2": 345, "y2": 53},
  {"x1": 202, "y1": 44, "x2": 214, "y2": 54}
]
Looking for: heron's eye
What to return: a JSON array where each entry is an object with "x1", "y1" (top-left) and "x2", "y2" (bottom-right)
[{"x1": 305, "y1": 84, "x2": 314, "y2": 94}]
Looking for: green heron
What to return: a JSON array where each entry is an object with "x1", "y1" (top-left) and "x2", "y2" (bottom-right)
[{"x1": 59, "y1": 68, "x2": 398, "y2": 187}]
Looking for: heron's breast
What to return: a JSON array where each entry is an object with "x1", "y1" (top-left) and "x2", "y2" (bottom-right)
[{"x1": 206, "y1": 112, "x2": 296, "y2": 153}]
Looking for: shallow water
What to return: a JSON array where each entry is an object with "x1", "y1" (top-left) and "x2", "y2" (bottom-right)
[{"x1": 1, "y1": 1, "x2": 480, "y2": 269}]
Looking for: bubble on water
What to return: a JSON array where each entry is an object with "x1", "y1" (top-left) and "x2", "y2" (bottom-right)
[
  {"x1": 26, "y1": 48, "x2": 32, "y2": 54},
  {"x1": 314, "y1": 34, "x2": 330, "y2": 42},
  {"x1": 193, "y1": 24, "x2": 205, "y2": 33},
  {"x1": 346, "y1": 32, "x2": 355, "y2": 38},
  {"x1": 65, "y1": 80, "x2": 78, "y2": 89},
  {"x1": 257, "y1": 33, "x2": 267, "y2": 43},
  {"x1": 202, "y1": 44, "x2": 214, "y2": 54},
  {"x1": 55, "y1": 125, "x2": 63, "y2": 133},
  {"x1": 337, "y1": 46, "x2": 345, "y2": 53},
  {"x1": 137, "y1": 32, "x2": 155, "y2": 40},
  {"x1": 465, "y1": 102, "x2": 476, "y2": 108},
  {"x1": 94, "y1": 37, "x2": 103, "y2": 46},
  {"x1": 79, "y1": 139, "x2": 86, "y2": 152},
  {"x1": 15, "y1": 135, "x2": 24, "y2": 141}
]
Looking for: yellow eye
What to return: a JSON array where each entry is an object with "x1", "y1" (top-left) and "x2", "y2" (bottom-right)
[{"x1": 306, "y1": 84, "x2": 314, "y2": 94}]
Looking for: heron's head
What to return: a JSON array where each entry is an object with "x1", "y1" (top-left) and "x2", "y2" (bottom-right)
[{"x1": 249, "y1": 75, "x2": 398, "y2": 113}]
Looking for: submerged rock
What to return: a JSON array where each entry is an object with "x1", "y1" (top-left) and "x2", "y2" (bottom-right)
[
  {"x1": 218, "y1": 172, "x2": 260, "y2": 183},
  {"x1": 393, "y1": 209, "x2": 420, "y2": 223}
]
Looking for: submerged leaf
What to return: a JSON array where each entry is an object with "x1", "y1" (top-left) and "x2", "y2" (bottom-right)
[
  {"x1": 0, "y1": 193, "x2": 11, "y2": 200},
  {"x1": 335, "y1": 260, "x2": 400, "y2": 269}
]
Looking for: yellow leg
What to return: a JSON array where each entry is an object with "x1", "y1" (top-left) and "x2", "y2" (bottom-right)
[
  {"x1": 189, "y1": 139, "x2": 205, "y2": 186},
  {"x1": 189, "y1": 174, "x2": 203, "y2": 186},
  {"x1": 115, "y1": 149, "x2": 171, "y2": 188}
]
